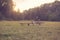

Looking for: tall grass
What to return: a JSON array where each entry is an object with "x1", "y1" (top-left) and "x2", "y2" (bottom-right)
[{"x1": 0, "y1": 21, "x2": 60, "y2": 40}]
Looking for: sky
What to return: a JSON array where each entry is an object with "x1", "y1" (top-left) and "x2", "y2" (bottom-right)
[{"x1": 12, "y1": 0, "x2": 60, "y2": 12}]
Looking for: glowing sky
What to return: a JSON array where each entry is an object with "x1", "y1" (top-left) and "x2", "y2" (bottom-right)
[{"x1": 13, "y1": 0, "x2": 59, "y2": 12}]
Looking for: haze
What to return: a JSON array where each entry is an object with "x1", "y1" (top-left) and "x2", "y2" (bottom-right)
[{"x1": 13, "y1": 0, "x2": 59, "y2": 12}]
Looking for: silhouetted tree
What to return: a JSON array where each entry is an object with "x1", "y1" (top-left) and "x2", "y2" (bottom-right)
[{"x1": 0, "y1": 0, "x2": 14, "y2": 20}]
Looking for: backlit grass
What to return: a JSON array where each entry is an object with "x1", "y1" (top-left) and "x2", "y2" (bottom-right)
[{"x1": 0, "y1": 21, "x2": 60, "y2": 40}]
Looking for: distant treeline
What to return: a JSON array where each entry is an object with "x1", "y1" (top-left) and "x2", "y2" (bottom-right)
[{"x1": 0, "y1": 0, "x2": 60, "y2": 21}]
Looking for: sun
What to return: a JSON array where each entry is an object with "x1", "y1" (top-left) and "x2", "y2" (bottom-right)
[{"x1": 13, "y1": 0, "x2": 55, "y2": 13}]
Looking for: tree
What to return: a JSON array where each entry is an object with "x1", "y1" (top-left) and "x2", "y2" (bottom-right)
[{"x1": 0, "y1": 0, "x2": 14, "y2": 20}]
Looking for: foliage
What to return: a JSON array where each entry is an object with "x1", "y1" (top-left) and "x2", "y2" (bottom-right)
[{"x1": 0, "y1": 0, "x2": 60, "y2": 21}]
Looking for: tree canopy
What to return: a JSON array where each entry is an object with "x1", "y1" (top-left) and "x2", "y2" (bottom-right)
[{"x1": 0, "y1": 0, "x2": 60, "y2": 21}]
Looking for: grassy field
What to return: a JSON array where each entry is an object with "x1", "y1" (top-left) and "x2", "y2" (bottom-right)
[{"x1": 0, "y1": 21, "x2": 60, "y2": 40}]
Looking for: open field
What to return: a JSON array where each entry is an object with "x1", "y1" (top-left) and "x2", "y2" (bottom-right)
[{"x1": 0, "y1": 21, "x2": 60, "y2": 40}]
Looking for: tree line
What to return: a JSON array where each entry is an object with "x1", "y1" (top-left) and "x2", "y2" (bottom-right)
[{"x1": 0, "y1": 0, "x2": 60, "y2": 21}]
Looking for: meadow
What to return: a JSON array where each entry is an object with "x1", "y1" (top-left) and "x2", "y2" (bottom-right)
[{"x1": 0, "y1": 21, "x2": 60, "y2": 40}]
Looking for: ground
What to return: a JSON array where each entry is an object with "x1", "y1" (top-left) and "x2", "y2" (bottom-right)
[{"x1": 0, "y1": 21, "x2": 60, "y2": 40}]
